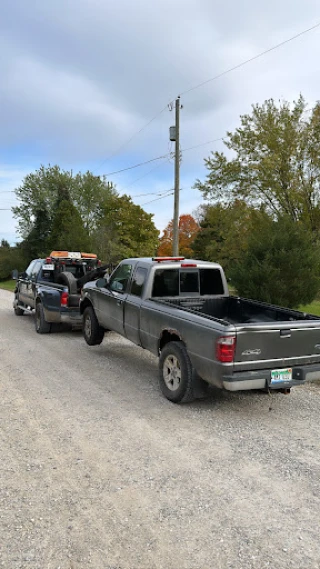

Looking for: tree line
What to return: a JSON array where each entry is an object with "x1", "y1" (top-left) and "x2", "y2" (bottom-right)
[{"x1": 2, "y1": 95, "x2": 320, "y2": 308}]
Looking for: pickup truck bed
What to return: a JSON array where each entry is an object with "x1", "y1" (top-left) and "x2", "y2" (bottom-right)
[{"x1": 158, "y1": 296, "x2": 319, "y2": 324}]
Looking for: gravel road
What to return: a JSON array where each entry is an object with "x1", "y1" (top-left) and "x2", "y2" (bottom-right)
[{"x1": 1, "y1": 288, "x2": 320, "y2": 569}]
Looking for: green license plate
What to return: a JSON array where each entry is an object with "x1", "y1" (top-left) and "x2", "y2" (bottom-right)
[{"x1": 271, "y1": 368, "x2": 292, "y2": 384}]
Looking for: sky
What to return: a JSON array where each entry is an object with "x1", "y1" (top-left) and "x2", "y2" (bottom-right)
[{"x1": 1, "y1": 0, "x2": 320, "y2": 245}]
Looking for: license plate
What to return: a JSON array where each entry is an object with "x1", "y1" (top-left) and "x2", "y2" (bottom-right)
[
  {"x1": 43, "y1": 264, "x2": 54, "y2": 270},
  {"x1": 271, "y1": 368, "x2": 292, "y2": 384}
]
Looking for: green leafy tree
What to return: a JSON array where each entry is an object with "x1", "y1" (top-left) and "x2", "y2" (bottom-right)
[
  {"x1": 230, "y1": 216, "x2": 320, "y2": 308},
  {"x1": 12, "y1": 165, "x2": 73, "y2": 239},
  {"x1": 22, "y1": 208, "x2": 52, "y2": 261},
  {"x1": 93, "y1": 195, "x2": 159, "y2": 266},
  {"x1": 195, "y1": 96, "x2": 320, "y2": 233},
  {"x1": 49, "y1": 190, "x2": 92, "y2": 252},
  {"x1": 0, "y1": 245, "x2": 27, "y2": 280},
  {"x1": 72, "y1": 171, "x2": 116, "y2": 234},
  {"x1": 191, "y1": 201, "x2": 261, "y2": 275}
]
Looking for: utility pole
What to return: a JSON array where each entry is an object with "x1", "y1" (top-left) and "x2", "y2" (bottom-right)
[{"x1": 172, "y1": 96, "x2": 181, "y2": 256}]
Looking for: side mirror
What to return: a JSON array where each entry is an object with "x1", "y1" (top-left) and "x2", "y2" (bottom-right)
[
  {"x1": 12, "y1": 269, "x2": 19, "y2": 280},
  {"x1": 96, "y1": 277, "x2": 108, "y2": 288}
]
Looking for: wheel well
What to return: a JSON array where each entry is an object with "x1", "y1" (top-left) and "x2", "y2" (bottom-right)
[
  {"x1": 159, "y1": 330, "x2": 182, "y2": 353},
  {"x1": 80, "y1": 298, "x2": 93, "y2": 315}
]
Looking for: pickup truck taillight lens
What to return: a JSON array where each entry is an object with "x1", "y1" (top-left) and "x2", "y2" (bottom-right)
[
  {"x1": 61, "y1": 291, "x2": 69, "y2": 307},
  {"x1": 216, "y1": 336, "x2": 236, "y2": 363}
]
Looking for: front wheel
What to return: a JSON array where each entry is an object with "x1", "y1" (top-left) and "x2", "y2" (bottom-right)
[
  {"x1": 159, "y1": 341, "x2": 196, "y2": 403},
  {"x1": 83, "y1": 306, "x2": 104, "y2": 345},
  {"x1": 35, "y1": 302, "x2": 51, "y2": 334}
]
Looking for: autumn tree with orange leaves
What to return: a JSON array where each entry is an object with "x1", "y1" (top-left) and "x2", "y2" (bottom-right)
[{"x1": 158, "y1": 214, "x2": 199, "y2": 257}]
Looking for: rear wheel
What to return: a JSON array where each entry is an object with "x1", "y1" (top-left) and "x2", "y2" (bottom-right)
[
  {"x1": 83, "y1": 306, "x2": 104, "y2": 345},
  {"x1": 159, "y1": 341, "x2": 196, "y2": 403},
  {"x1": 35, "y1": 302, "x2": 51, "y2": 334}
]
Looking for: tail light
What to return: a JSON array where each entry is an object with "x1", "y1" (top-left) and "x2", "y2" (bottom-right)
[
  {"x1": 216, "y1": 336, "x2": 236, "y2": 363},
  {"x1": 61, "y1": 291, "x2": 69, "y2": 307}
]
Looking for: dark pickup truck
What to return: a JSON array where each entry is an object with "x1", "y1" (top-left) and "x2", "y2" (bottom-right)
[
  {"x1": 80, "y1": 256, "x2": 320, "y2": 403},
  {"x1": 13, "y1": 251, "x2": 107, "y2": 333}
]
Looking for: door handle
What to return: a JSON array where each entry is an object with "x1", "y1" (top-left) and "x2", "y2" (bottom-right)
[
  {"x1": 117, "y1": 299, "x2": 123, "y2": 306},
  {"x1": 280, "y1": 329, "x2": 291, "y2": 338}
]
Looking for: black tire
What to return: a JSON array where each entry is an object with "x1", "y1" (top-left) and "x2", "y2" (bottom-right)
[
  {"x1": 35, "y1": 302, "x2": 51, "y2": 334},
  {"x1": 14, "y1": 307, "x2": 25, "y2": 315},
  {"x1": 57, "y1": 272, "x2": 78, "y2": 294},
  {"x1": 83, "y1": 306, "x2": 104, "y2": 345},
  {"x1": 14, "y1": 303, "x2": 25, "y2": 316},
  {"x1": 159, "y1": 341, "x2": 196, "y2": 403}
]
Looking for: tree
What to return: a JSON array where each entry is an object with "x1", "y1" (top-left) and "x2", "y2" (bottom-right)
[
  {"x1": 191, "y1": 200, "x2": 262, "y2": 275},
  {"x1": 230, "y1": 216, "x2": 320, "y2": 308},
  {"x1": 72, "y1": 171, "x2": 116, "y2": 235},
  {"x1": 1, "y1": 239, "x2": 10, "y2": 248},
  {"x1": 49, "y1": 197, "x2": 92, "y2": 252},
  {"x1": 22, "y1": 208, "x2": 52, "y2": 261},
  {"x1": 12, "y1": 165, "x2": 74, "y2": 240},
  {"x1": 195, "y1": 96, "x2": 320, "y2": 233},
  {"x1": 0, "y1": 245, "x2": 27, "y2": 280},
  {"x1": 158, "y1": 215, "x2": 199, "y2": 257},
  {"x1": 92, "y1": 195, "x2": 159, "y2": 266},
  {"x1": 12, "y1": 165, "x2": 116, "y2": 242}
]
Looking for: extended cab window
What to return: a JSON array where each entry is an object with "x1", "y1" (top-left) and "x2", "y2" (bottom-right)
[
  {"x1": 109, "y1": 263, "x2": 132, "y2": 293},
  {"x1": 152, "y1": 269, "x2": 179, "y2": 297},
  {"x1": 130, "y1": 267, "x2": 147, "y2": 297}
]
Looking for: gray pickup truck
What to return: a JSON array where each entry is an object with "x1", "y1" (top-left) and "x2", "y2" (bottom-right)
[
  {"x1": 13, "y1": 251, "x2": 106, "y2": 333},
  {"x1": 80, "y1": 256, "x2": 320, "y2": 403}
]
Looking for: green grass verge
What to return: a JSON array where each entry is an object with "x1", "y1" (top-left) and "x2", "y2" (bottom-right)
[
  {"x1": 298, "y1": 301, "x2": 320, "y2": 317},
  {"x1": 0, "y1": 280, "x2": 16, "y2": 292}
]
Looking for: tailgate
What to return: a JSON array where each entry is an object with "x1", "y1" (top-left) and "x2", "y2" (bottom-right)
[{"x1": 234, "y1": 321, "x2": 320, "y2": 371}]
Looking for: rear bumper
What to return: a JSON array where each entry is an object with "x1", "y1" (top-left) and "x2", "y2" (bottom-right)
[
  {"x1": 44, "y1": 307, "x2": 82, "y2": 328},
  {"x1": 222, "y1": 363, "x2": 320, "y2": 391}
]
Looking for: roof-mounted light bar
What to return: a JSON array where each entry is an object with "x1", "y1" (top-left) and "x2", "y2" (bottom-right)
[{"x1": 152, "y1": 257, "x2": 185, "y2": 263}]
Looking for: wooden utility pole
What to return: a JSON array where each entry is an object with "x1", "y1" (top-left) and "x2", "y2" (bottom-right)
[{"x1": 172, "y1": 96, "x2": 181, "y2": 256}]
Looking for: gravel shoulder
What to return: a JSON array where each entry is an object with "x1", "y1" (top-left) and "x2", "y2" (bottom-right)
[{"x1": 0, "y1": 288, "x2": 320, "y2": 569}]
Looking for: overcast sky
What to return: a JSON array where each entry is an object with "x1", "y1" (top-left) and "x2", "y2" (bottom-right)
[{"x1": 1, "y1": 0, "x2": 320, "y2": 245}]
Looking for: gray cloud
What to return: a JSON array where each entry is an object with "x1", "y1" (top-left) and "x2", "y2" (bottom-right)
[{"x1": 0, "y1": 0, "x2": 319, "y2": 238}]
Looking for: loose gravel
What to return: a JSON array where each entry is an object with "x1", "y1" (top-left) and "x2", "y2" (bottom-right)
[{"x1": 0, "y1": 288, "x2": 320, "y2": 568}]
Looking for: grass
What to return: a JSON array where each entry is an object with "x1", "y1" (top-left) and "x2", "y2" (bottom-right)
[
  {"x1": 0, "y1": 279, "x2": 16, "y2": 292},
  {"x1": 298, "y1": 301, "x2": 320, "y2": 317}
]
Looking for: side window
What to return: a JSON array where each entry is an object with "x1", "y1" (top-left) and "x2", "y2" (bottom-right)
[
  {"x1": 25, "y1": 261, "x2": 37, "y2": 278},
  {"x1": 109, "y1": 263, "x2": 133, "y2": 293},
  {"x1": 130, "y1": 267, "x2": 147, "y2": 297},
  {"x1": 30, "y1": 261, "x2": 42, "y2": 280}
]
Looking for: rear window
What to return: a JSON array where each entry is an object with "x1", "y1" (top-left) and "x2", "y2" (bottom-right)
[{"x1": 152, "y1": 268, "x2": 224, "y2": 297}]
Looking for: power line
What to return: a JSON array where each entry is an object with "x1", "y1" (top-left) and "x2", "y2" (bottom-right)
[
  {"x1": 179, "y1": 21, "x2": 320, "y2": 97},
  {"x1": 182, "y1": 137, "x2": 224, "y2": 152},
  {"x1": 141, "y1": 190, "x2": 174, "y2": 206},
  {"x1": 120, "y1": 157, "x2": 171, "y2": 192},
  {"x1": 93, "y1": 105, "x2": 169, "y2": 173},
  {"x1": 103, "y1": 153, "x2": 170, "y2": 177}
]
